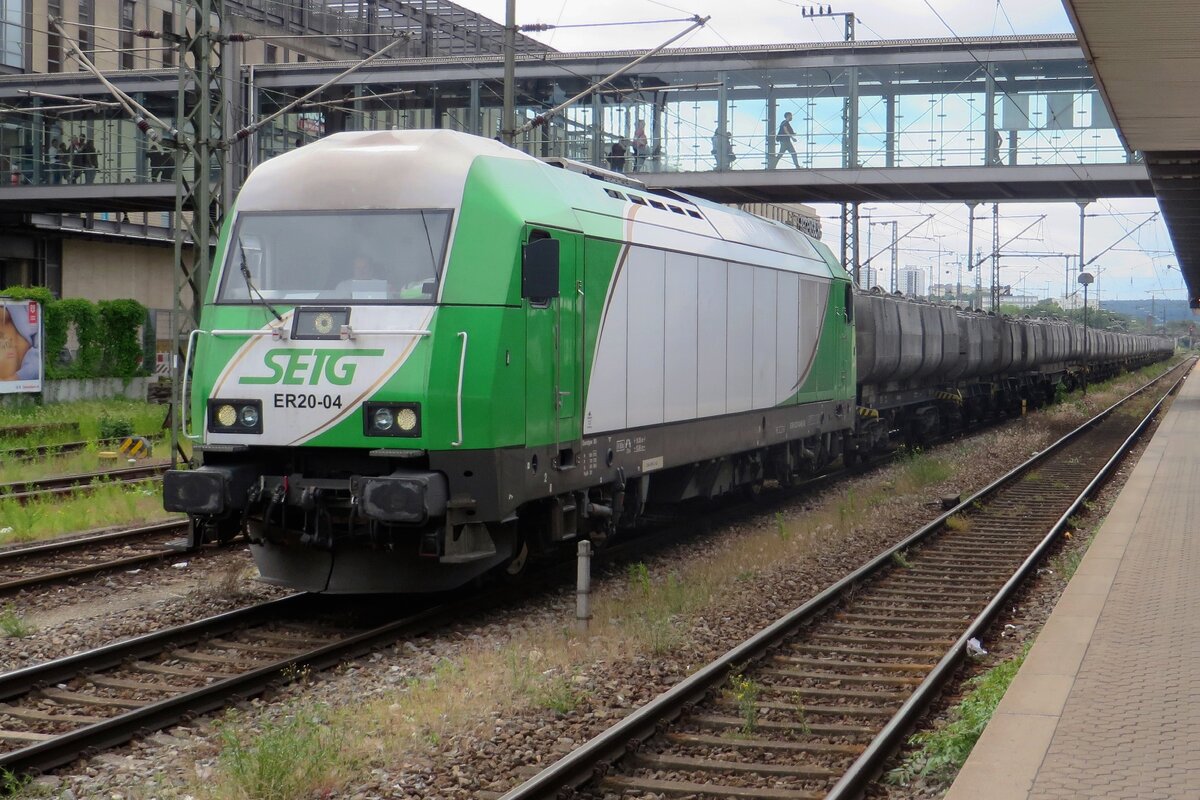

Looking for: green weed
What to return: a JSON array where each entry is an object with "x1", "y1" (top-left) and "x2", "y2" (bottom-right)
[
  {"x1": 945, "y1": 515, "x2": 971, "y2": 533},
  {"x1": 904, "y1": 454, "x2": 952, "y2": 487},
  {"x1": 726, "y1": 672, "x2": 760, "y2": 735},
  {"x1": 627, "y1": 562, "x2": 651, "y2": 595},
  {"x1": 535, "y1": 674, "x2": 580, "y2": 714},
  {"x1": 891, "y1": 550, "x2": 912, "y2": 568},
  {"x1": 837, "y1": 490, "x2": 858, "y2": 527},
  {"x1": 888, "y1": 645, "x2": 1029, "y2": 785},
  {"x1": 0, "y1": 605, "x2": 34, "y2": 638},
  {"x1": 789, "y1": 691, "x2": 813, "y2": 735},
  {"x1": 212, "y1": 706, "x2": 349, "y2": 800},
  {"x1": 1052, "y1": 548, "x2": 1086, "y2": 581},
  {"x1": 775, "y1": 511, "x2": 790, "y2": 541},
  {"x1": 0, "y1": 768, "x2": 31, "y2": 795}
]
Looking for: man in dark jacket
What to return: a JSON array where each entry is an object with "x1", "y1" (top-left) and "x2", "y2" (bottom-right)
[
  {"x1": 80, "y1": 138, "x2": 99, "y2": 184},
  {"x1": 772, "y1": 112, "x2": 800, "y2": 169}
]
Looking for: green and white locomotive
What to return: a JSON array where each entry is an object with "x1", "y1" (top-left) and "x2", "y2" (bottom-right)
[{"x1": 164, "y1": 129, "x2": 858, "y2": 593}]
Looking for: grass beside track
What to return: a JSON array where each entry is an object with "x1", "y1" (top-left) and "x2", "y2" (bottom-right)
[
  {"x1": 0, "y1": 400, "x2": 166, "y2": 452},
  {"x1": 0, "y1": 447, "x2": 167, "y2": 486},
  {"x1": 0, "y1": 480, "x2": 178, "y2": 547},
  {"x1": 0, "y1": 402, "x2": 180, "y2": 545}
]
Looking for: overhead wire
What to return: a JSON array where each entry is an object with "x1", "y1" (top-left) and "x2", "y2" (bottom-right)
[{"x1": 18, "y1": 1, "x2": 1144, "y2": 299}]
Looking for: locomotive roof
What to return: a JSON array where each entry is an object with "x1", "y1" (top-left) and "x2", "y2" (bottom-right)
[{"x1": 236, "y1": 129, "x2": 530, "y2": 212}]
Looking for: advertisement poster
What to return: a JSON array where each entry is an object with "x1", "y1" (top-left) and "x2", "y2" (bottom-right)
[{"x1": 0, "y1": 300, "x2": 43, "y2": 394}]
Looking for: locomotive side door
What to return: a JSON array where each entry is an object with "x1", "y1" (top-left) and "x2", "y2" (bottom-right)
[{"x1": 522, "y1": 227, "x2": 581, "y2": 465}]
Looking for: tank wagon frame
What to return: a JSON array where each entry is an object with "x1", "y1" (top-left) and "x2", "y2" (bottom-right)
[
  {"x1": 851, "y1": 288, "x2": 1171, "y2": 453},
  {"x1": 163, "y1": 130, "x2": 1173, "y2": 594}
]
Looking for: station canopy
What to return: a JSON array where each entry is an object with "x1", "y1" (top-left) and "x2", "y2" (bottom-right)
[{"x1": 1064, "y1": 0, "x2": 1200, "y2": 305}]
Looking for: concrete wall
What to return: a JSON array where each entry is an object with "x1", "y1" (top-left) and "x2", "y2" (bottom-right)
[
  {"x1": 62, "y1": 238, "x2": 178, "y2": 310},
  {"x1": 40, "y1": 376, "x2": 151, "y2": 403}
]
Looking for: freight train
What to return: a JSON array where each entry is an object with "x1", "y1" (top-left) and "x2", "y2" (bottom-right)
[{"x1": 163, "y1": 130, "x2": 1173, "y2": 593}]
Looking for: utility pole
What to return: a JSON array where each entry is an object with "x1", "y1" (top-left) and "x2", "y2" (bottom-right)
[
  {"x1": 502, "y1": 0, "x2": 516, "y2": 143},
  {"x1": 991, "y1": 203, "x2": 1000, "y2": 311},
  {"x1": 802, "y1": 6, "x2": 856, "y2": 41},
  {"x1": 849, "y1": 202, "x2": 861, "y2": 285},
  {"x1": 1076, "y1": 200, "x2": 1090, "y2": 311},
  {"x1": 803, "y1": 6, "x2": 858, "y2": 170},
  {"x1": 965, "y1": 202, "x2": 977, "y2": 307},
  {"x1": 888, "y1": 220, "x2": 898, "y2": 293},
  {"x1": 171, "y1": 0, "x2": 226, "y2": 466}
]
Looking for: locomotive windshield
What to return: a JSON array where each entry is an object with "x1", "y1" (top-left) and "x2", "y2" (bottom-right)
[{"x1": 216, "y1": 209, "x2": 451, "y2": 305}]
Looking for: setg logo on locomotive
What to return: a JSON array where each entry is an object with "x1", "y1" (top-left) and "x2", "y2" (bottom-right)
[{"x1": 238, "y1": 347, "x2": 386, "y2": 386}]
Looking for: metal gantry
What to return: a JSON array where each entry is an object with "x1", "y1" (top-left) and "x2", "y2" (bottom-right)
[{"x1": 170, "y1": 0, "x2": 227, "y2": 465}]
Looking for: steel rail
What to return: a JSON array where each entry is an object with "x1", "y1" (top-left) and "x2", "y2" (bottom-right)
[
  {"x1": 0, "y1": 438, "x2": 134, "y2": 463},
  {"x1": 0, "y1": 520, "x2": 191, "y2": 595},
  {"x1": 0, "y1": 464, "x2": 167, "y2": 503},
  {"x1": 0, "y1": 440, "x2": 89, "y2": 462},
  {"x1": 497, "y1": 358, "x2": 1194, "y2": 800},
  {"x1": 0, "y1": 520, "x2": 186, "y2": 561}
]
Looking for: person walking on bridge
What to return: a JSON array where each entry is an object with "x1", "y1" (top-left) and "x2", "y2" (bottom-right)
[{"x1": 772, "y1": 111, "x2": 800, "y2": 169}]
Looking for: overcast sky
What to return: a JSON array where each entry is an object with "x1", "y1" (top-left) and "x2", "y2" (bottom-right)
[{"x1": 454, "y1": 0, "x2": 1182, "y2": 304}]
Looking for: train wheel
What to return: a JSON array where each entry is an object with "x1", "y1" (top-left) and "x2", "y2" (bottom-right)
[
  {"x1": 503, "y1": 538, "x2": 530, "y2": 581},
  {"x1": 192, "y1": 516, "x2": 242, "y2": 547},
  {"x1": 741, "y1": 481, "x2": 764, "y2": 501}
]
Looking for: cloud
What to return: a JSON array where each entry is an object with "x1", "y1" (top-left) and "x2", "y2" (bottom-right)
[{"x1": 458, "y1": 0, "x2": 1074, "y2": 51}]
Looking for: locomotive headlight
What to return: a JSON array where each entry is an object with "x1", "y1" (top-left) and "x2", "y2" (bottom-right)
[
  {"x1": 364, "y1": 402, "x2": 421, "y2": 437},
  {"x1": 217, "y1": 404, "x2": 237, "y2": 428},
  {"x1": 373, "y1": 407, "x2": 394, "y2": 431},
  {"x1": 240, "y1": 405, "x2": 260, "y2": 428},
  {"x1": 208, "y1": 399, "x2": 263, "y2": 434}
]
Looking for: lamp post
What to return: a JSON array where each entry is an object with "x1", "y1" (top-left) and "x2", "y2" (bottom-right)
[{"x1": 1078, "y1": 271, "x2": 1094, "y2": 395}]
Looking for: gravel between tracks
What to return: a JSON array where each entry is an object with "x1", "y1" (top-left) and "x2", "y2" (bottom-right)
[
  {"x1": 16, "y1": 378, "x2": 1169, "y2": 799},
  {"x1": 0, "y1": 548, "x2": 286, "y2": 674}
]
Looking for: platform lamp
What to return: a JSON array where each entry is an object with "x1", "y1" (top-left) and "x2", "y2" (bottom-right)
[{"x1": 1079, "y1": 271, "x2": 1094, "y2": 395}]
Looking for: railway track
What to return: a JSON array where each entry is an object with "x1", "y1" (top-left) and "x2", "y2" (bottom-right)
[
  {"x1": 0, "y1": 593, "x2": 475, "y2": 776},
  {"x1": 0, "y1": 440, "x2": 89, "y2": 462},
  {"x1": 500, "y1": 359, "x2": 1194, "y2": 800},
  {"x1": 0, "y1": 520, "x2": 192, "y2": 596},
  {"x1": 0, "y1": 439, "x2": 131, "y2": 463},
  {"x1": 0, "y1": 464, "x2": 167, "y2": 504}
]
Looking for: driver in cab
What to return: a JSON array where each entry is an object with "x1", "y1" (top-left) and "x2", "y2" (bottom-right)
[{"x1": 333, "y1": 255, "x2": 391, "y2": 300}]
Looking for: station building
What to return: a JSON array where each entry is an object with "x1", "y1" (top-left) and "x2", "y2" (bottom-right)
[{"x1": 0, "y1": 0, "x2": 546, "y2": 313}]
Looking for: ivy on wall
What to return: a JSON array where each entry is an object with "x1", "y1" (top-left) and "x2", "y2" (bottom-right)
[{"x1": 0, "y1": 288, "x2": 149, "y2": 379}]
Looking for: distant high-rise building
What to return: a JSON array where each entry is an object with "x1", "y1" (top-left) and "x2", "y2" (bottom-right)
[
  {"x1": 860, "y1": 265, "x2": 878, "y2": 289},
  {"x1": 899, "y1": 267, "x2": 926, "y2": 297}
]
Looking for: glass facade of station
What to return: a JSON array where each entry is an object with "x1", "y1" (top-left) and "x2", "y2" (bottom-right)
[
  {"x1": 250, "y1": 53, "x2": 1129, "y2": 175},
  {"x1": 0, "y1": 40, "x2": 1134, "y2": 191}
]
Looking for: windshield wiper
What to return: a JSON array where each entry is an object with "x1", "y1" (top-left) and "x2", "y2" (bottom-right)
[{"x1": 238, "y1": 237, "x2": 283, "y2": 322}]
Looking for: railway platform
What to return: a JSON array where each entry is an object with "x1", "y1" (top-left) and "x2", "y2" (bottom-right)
[{"x1": 944, "y1": 360, "x2": 1200, "y2": 799}]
